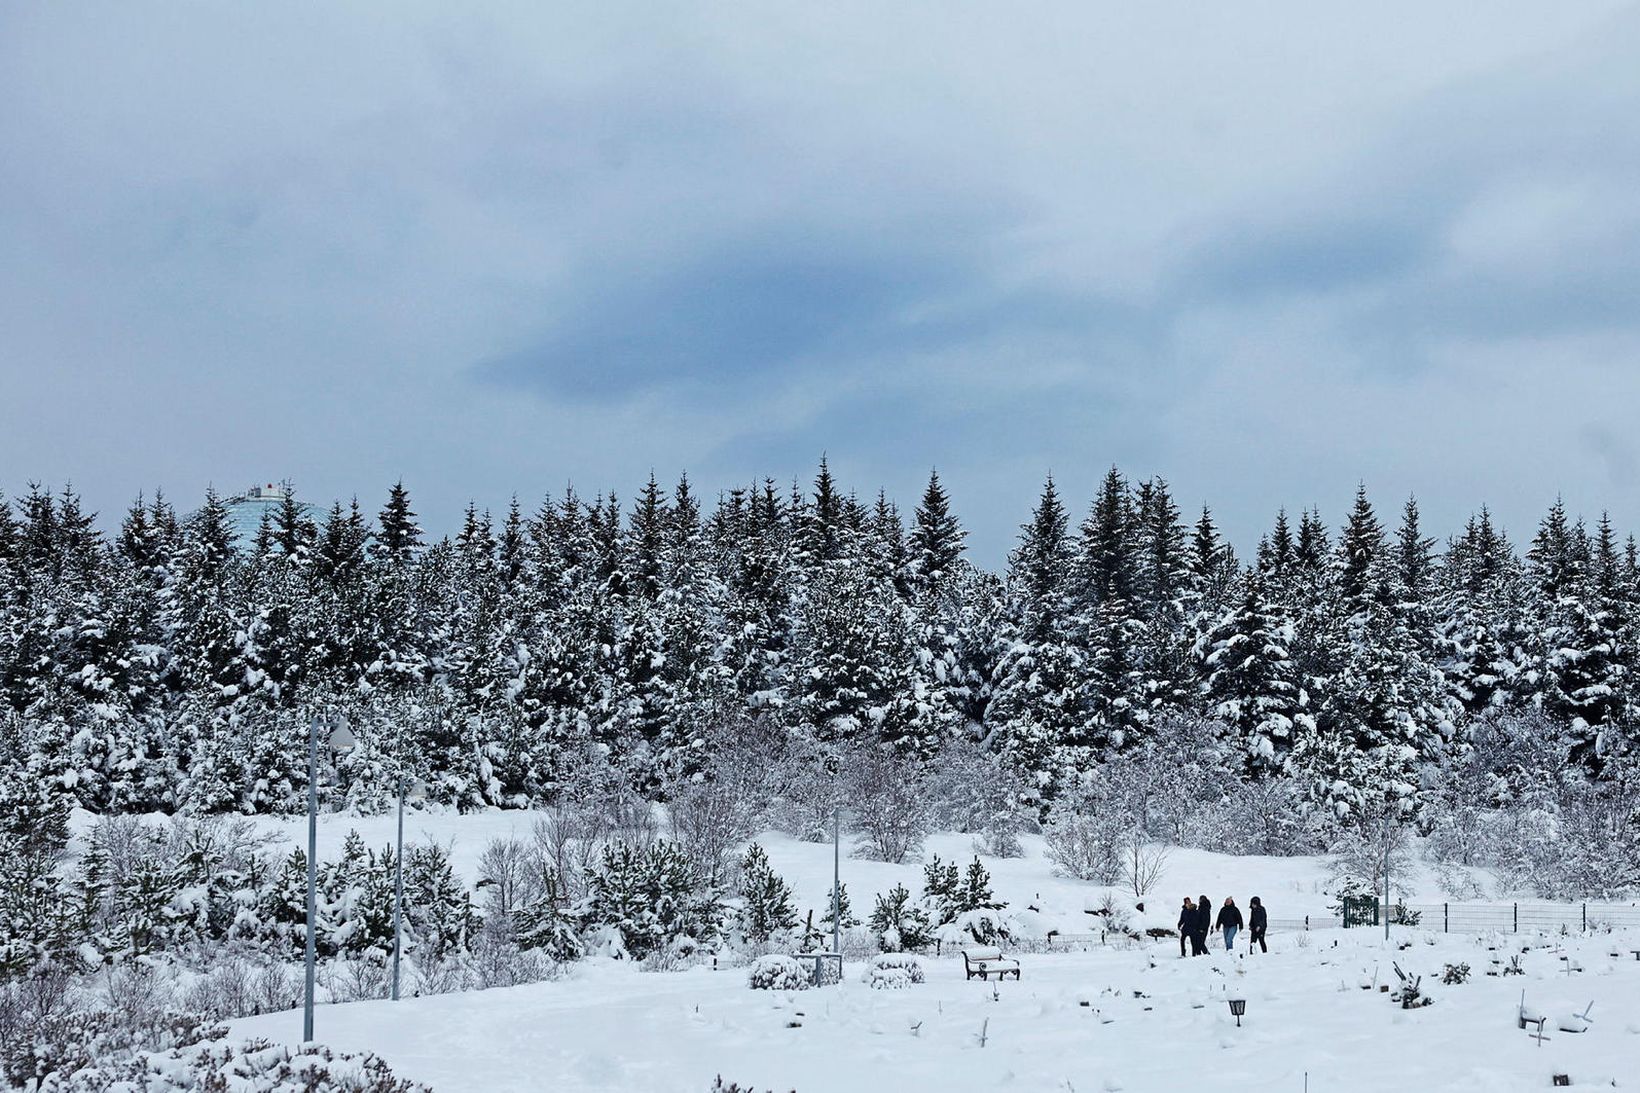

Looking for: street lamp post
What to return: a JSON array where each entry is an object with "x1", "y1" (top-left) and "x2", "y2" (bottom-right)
[
  {"x1": 391, "y1": 774, "x2": 427, "y2": 1001},
  {"x1": 303, "y1": 712, "x2": 356, "y2": 1043},
  {"x1": 831, "y1": 807, "x2": 841, "y2": 956},
  {"x1": 303, "y1": 715, "x2": 319, "y2": 1043}
]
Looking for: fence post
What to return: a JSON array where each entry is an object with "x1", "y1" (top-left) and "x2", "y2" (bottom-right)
[
  {"x1": 1304, "y1": 915, "x2": 1309, "y2": 931},
  {"x1": 1444, "y1": 903, "x2": 1449, "y2": 933},
  {"x1": 1513, "y1": 903, "x2": 1518, "y2": 933},
  {"x1": 1582, "y1": 903, "x2": 1587, "y2": 932}
]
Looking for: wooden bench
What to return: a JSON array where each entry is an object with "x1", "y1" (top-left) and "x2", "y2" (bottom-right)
[{"x1": 963, "y1": 946, "x2": 1021, "y2": 981}]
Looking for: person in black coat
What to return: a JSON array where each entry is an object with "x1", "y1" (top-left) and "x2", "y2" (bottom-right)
[
  {"x1": 1193, "y1": 894, "x2": 1212, "y2": 955},
  {"x1": 1215, "y1": 897, "x2": 1244, "y2": 951},
  {"x1": 1247, "y1": 896, "x2": 1268, "y2": 953},
  {"x1": 1176, "y1": 897, "x2": 1195, "y2": 957}
]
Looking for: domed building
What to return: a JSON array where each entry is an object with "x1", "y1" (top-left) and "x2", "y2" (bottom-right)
[{"x1": 221, "y1": 481, "x2": 324, "y2": 548}]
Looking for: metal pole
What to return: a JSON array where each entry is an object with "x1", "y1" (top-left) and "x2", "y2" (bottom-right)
[
  {"x1": 392, "y1": 773, "x2": 406, "y2": 1001},
  {"x1": 1383, "y1": 817, "x2": 1390, "y2": 942},
  {"x1": 831, "y1": 807, "x2": 841, "y2": 956},
  {"x1": 303, "y1": 713, "x2": 319, "y2": 1042}
]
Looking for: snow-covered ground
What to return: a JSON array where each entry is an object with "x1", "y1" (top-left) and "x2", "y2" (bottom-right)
[{"x1": 219, "y1": 810, "x2": 1640, "y2": 1092}]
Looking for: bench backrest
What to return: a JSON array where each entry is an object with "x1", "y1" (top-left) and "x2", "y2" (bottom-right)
[{"x1": 966, "y1": 947, "x2": 1003, "y2": 962}]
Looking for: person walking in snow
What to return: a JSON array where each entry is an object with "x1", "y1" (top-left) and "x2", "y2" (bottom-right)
[
  {"x1": 1177, "y1": 897, "x2": 1196, "y2": 957},
  {"x1": 1216, "y1": 897, "x2": 1243, "y2": 951},
  {"x1": 1193, "y1": 894, "x2": 1212, "y2": 955},
  {"x1": 1247, "y1": 896, "x2": 1268, "y2": 953}
]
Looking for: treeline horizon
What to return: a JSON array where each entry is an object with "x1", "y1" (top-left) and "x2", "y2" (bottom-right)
[{"x1": 1, "y1": 459, "x2": 1637, "y2": 825}]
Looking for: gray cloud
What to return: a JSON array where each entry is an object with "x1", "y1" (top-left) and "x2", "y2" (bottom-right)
[{"x1": 3, "y1": 1, "x2": 1640, "y2": 567}]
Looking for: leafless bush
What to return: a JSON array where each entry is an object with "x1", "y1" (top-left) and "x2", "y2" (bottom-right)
[
  {"x1": 319, "y1": 957, "x2": 388, "y2": 1004},
  {"x1": 464, "y1": 918, "x2": 557, "y2": 990},
  {"x1": 476, "y1": 838, "x2": 540, "y2": 919},
  {"x1": 95, "y1": 962, "x2": 179, "y2": 1032},
  {"x1": 86, "y1": 815, "x2": 164, "y2": 888},
  {"x1": 408, "y1": 953, "x2": 465, "y2": 998},
  {"x1": 1043, "y1": 805, "x2": 1128, "y2": 884},
  {"x1": 668, "y1": 778, "x2": 761, "y2": 886},
  {"x1": 927, "y1": 738, "x2": 1033, "y2": 858},
  {"x1": 253, "y1": 961, "x2": 298, "y2": 1015},
  {"x1": 768, "y1": 738, "x2": 846, "y2": 843},
  {"x1": 845, "y1": 746, "x2": 933, "y2": 864},
  {"x1": 1124, "y1": 837, "x2": 1171, "y2": 898},
  {"x1": 179, "y1": 954, "x2": 257, "y2": 1021}
]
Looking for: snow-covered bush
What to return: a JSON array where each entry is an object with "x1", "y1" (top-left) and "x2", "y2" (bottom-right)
[
  {"x1": 746, "y1": 955, "x2": 810, "y2": 992},
  {"x1": 1086, "y1": 891, "x2": 1135, "y2": 937},
  {"x1": 862, "y1": 953, "x2": 924, "y2": 989},
  {"x1": 0, "y1": 962, "x2": 225, "y2": 1091},
  {"x1": 37, "y1": 1037, "x2": 432, "y2": 1092},
  {"x1": 942, "y1": 908, "x2": 1014, "y2": 946}
]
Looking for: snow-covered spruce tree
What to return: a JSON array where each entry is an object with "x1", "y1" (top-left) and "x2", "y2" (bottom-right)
[
  {"x1": 868, "y1": 883, "x2": 934, "y2": 952},
  {"x1": 1067, "y1": 469, "x2": 1149, "y2": 755},
  {"x1": 735, "y1": 843, "x2": 797, "y2": 944},
  {"x1": 918, "y1": 856, "x2": 962, "y2": 927},
  {"x1": 584, "y1": 840, "x2": 721, "y2": 960},
  {"x1": 989, "y1": 476, "x2": 1085, "y2": 806},
  {"x1": 1436, "y1": 509, "x2": 1530, "y2": 718},
  {"x1": 514, "y1": 867, "x2": 585, "y2": 963},
  {"x1": 791, "y1": 563, "x2": 916, "y2": 748},
  {"x1": 1532, "y1": 511, "x2": 1632, "y2": 778},
  {"x1": 816, "y1": 881, "x2": 860, "y2": 934},
  {"x1": 1197, "y1": 572, "x2": 1309, "y2": 777}
]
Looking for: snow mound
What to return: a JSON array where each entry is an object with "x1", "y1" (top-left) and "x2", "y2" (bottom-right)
[
  {"x1": 748, "y1": 955, "x2": 811, "y2": 992},
  {"x1": 863, "y1": 953, "x2": 926, "y2": 989}
]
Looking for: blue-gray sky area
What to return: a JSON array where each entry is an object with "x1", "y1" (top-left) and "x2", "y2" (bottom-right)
[{"x1": 3, "y1": 2, "x2": 1640, "y2": 567}]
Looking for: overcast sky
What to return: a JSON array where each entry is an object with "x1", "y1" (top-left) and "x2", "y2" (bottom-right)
[{"x1": 4, "y1": 2, "x2": 1639, "y2": 567}]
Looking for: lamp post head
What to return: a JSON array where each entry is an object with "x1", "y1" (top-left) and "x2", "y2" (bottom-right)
[{"x1": 328, "y1": 722, "x2": 358, "y2": 755}]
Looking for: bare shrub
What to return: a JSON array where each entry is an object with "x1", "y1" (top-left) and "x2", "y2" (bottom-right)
[
  {"x1": 464, "y1": 918, "x2": 556, "y2": 990},
  {"x1": 845, "y1": 746, "x2": 933, "y2": 864},
  {"x1": 668, "y1": 777, "x2": 760, "y2": 887},
  {"x1": 1043, "y1": 806, "x2": 1128, "y2": 884},
  {"x1": 408, "y1": 953, "x2": 465, "y2": 998},
  {"x1": 253, "y1": 961, "x2": 298, "y2": 1015},
  {"x1": 179, "y1": 954, "x2": 256, "y2": 1021},
  {"x1": 476, "y1": 838, "x2": 539, "y2": 919},
  {"x1": 1124, "y1": 837, "x2": 1171, "y2": 898},
  {"x1": 319, "y1": 957, "x2": 388, "y2": 1004}
]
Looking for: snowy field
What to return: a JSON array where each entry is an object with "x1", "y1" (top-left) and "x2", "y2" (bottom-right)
[{"x1": 221, "y1": 811, "x2": 1640, "y2": 1092}]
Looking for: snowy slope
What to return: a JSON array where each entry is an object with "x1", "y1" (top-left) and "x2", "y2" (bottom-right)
[
  {"x1": 232, "y1": 929, "x2": 1640, "y2": 1092},
  {"x1": 218, "y1": 809, "x2": 1640, "y2": 1092}
]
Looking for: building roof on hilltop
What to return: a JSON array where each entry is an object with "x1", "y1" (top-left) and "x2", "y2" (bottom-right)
[{"x1": 219, "y1": 480, "x2": 324, "y2": 548}]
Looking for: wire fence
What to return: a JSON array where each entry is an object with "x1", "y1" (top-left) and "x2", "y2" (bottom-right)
[
  {"x1": 1397, "y1": 901, "x2": 1640, "y2": 934},
  {"x1": 925, "y1": 901, "x2": 1640, "y2": 959}
]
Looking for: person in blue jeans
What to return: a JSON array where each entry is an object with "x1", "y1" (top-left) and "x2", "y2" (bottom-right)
[{"x1": 1215, "y1": 897, "x2": 1244, "y2": 951}]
